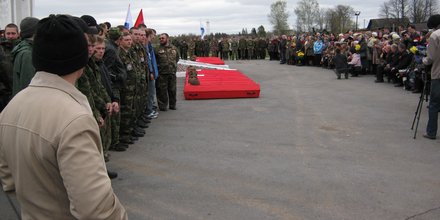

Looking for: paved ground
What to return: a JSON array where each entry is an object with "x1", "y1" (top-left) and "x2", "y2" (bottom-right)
[{"x1": 2, "y1": 60, "x2": 440, "y2": 219}]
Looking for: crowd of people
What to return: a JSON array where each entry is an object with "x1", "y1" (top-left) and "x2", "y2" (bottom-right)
[
  {"x1": 269, "y1": 25, "x2": 428, "y2": 92},
  {"x1": 173, "y1": 36, "x2": 269, "y2": 60},
  {"x1": 172, "y1": 21, "x2": 440, "y2": 140}
]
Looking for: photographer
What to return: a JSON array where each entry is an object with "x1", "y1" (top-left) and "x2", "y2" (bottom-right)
[{"x1": 423, "y1": 14, "x2": 440, "y2": 140}]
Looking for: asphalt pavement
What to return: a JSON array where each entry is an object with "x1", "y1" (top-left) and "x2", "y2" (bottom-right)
[{"x1": 2, "y1": 59, "x2": 440, "y2": 220}]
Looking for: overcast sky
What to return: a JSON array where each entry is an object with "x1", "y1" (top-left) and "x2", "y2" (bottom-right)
[{"x1": 34, "y1": 0, "x2": 383, "y2": 35}]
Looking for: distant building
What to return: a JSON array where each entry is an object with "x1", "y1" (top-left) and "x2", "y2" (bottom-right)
[
  {"x1": 0, "y1": 0, "x2": 34, "y2": 30},
  {"x1": 412, "y1": 22, "x2": 428, "y2": 31},
  {"x1": 367, "y1": 18, "x2": 410, "y2": 31}
]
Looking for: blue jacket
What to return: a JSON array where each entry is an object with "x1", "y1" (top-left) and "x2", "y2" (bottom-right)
[
  {"x1": 313, "y1": 40, "x2": 323, "y2": 55},
  {"x1": 147, "y1": 43, "x2": 159, "y2": 79}
]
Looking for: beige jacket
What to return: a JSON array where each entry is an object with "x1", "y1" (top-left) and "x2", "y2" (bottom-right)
[
  {"x1": 0, "y1": 72, "x2": 127, "y2": 220},
  {"x1": 424, "y1": 29, "x2": 440, "y2": 80}
]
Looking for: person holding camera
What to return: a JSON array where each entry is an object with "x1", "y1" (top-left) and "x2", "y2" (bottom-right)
[{"x1": 423, "y1": 14, "x2": 440, "y2": 140}]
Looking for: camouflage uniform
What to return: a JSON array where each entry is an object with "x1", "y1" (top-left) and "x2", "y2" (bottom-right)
[
  {"x1": 238, "y1": 38, "x2": 247, "y2": 59},
  {"x1": 258, "y1": 38, "x2": 268, "y2": 59},
  {"x1": 155, "y1": 43, "x2": 180, "y2": 110},
  {"x1": 221, "y1": 39, "x2": 229, "y2": 60},
  {"x1": 195, "y1": 39, "x2": 203, "y2": 57},
  {"x1": 132, "y1": 43, "x2": 148, "y2": 121},
  {"x1": 118, "y1": 48, "x2": 138, "y2": 144},
  {"x1": 247, "y1": 39, "x2": 255, "y2": 60},
  {"x1": 76, "y1": 58, "x2": 111, "y2": 160},
  {"x1": 203, "y1": 40, "x2": 211, "y2": 57},
  {"x1": 231, "y1": 40, "x2": 239, "y2": 60},
  {"x1": 210, "y1": 39, "x2": 218, "y2": 57},
  {"x1": 180, "y1": 40, "x2": 188, "y2": 59},
  {"x1": 188, "y1": 39, "x2": 196, "y2": 58},
  {"x1": 104, "y1": 38, "x2": 127, "y2": 148}
]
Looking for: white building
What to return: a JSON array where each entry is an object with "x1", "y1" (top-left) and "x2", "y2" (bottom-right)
[{"x1": 0, "y1": 0, "x2": 33, "y2": 30}]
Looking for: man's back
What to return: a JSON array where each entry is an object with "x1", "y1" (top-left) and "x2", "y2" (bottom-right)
[{"x1": 0, "y1": 72, "x2": 127, "y2": 219}]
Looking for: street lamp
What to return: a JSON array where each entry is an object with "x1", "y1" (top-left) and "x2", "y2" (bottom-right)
[{"x1": 355, "y1": 11, "x2": 361, "y2": 31}]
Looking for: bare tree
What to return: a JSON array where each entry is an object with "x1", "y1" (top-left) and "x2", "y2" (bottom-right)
[
  {"x1": 324, "y1": 5, "x2": 354, "y2": 33},
  {"x1": 316, "y1": 8, "x2": 327, "y2": 31},
  {"x1": 336, "y1": 5, "x2": 355, "y2": 32},
  {"x1": 425, "y1": 0, "x2": 439, "y2": 18},
  {"x1": 294, "y1": 0, "x2": 320, "y2": 32},
  {"x1": 386, "y1": 0, "x2": 409, "y2": 20},
  {"x1": 268, "y1": 0, "x2": 290, "y2": 35},
  {"x1": 410, "y1": 0, "x2": 427, "y2": 22},
  {"x1": 406, "y1": 0, "x2": 439, "y2": 22},
  {"x1": 380, "y1": 2, "x2": 391, "y2": 18}
]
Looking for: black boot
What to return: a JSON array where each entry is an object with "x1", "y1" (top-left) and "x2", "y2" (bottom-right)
[{"x1": 108, "y1": 171, "x2": 118, "y2": 179}]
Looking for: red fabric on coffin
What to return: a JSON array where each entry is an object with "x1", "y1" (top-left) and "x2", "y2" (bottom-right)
[{"x1": 184, "y1": 69, "x2": 260, "y2": 100}]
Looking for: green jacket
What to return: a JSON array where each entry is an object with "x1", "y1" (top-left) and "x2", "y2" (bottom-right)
[
  {"x1": 12, "y1": 39, "x2": 35, "y2": 96},
  {"x1": 77, "y1": 70, "x2": 100, "y2": 121},
  {"x1": 154, "y1": 44, "x2": 180, "y2": 75},
  {"x1": 119, "y1": 48, "x2": 138, "y2": 94},
  {"x1": 239, "y1": 39, "x2": 247, "y2": 49},
  {"x1": 246, "y1": 40, "x2": 255, "y2": 49}
]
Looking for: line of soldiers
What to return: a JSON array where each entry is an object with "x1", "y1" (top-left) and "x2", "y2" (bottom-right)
[
  {"x1": 173, "y1": 36, "x2": 269, "y2": 60},
  {"x1": 0, "y1": 15, "x2": 180, "y2": 179}
]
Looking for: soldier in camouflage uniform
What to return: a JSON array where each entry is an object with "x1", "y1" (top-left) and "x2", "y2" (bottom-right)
[
  {"x1": 247, "y1": 37, "x2": 255, "y2": 60},
  {"x1": 77, "y1": 34, "x2": 112, "y2": 161},
  {"x1": 195, "y1": 38, "x2": 204, "y2": 57},
  {"x1": 188, "y1": 38, "x2": 196, "y2": 58},
  {"x1": 230, "y1": 37, "x2": 239, "y2": 60},
  {"x1": 118, "y1": 33, "x2": 138, "y2": 145},
  {"x1": 258, "y1": 38, "x2": 268, "y2": 59},
  {"x1": 155, "y1": 33, "x2": 180, "y2": 111},
  {"x1": 180, "y1": 40, "x2": 188, "y2": 59},
  {"x1": 238, "y1": 36, "x2": 247, "y2": 60},
  {"x1": 104, "y1": 27, "x2": 128, "y2": 151},
  {"x1": 130, "y1": 28, "x2": 149, "y2": 138},
  {"x1": 210, "y1": 38, "x2": 218, "y2": 57},
  {"x1": 203, "y1": 38, "x2": 211, "y2": 57},
  {"x1": 221, "y1": 38, "x2": 229, "y2": 60}
]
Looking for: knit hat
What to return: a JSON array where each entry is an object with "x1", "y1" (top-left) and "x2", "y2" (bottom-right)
[
  {"x1": 20, "y1": 17, "x2": 39, "y2": 39},
  {"x1": 108, "y1": 27, "x2": 122, "y2": 41},
  {"x1": 427, "y1": 14, "x2": 440, "y2": 29},
  {"x1": 33, "y1": 14, "x2": 88, "y2": 76}
]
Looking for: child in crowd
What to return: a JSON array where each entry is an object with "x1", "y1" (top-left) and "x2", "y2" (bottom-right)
[{"x1": 348, "y1": 44, "x2": 362, "y2": 76}]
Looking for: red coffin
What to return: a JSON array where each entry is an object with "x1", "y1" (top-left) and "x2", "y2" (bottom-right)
[
  {"x1": 195, "y1": 57, "x2": 225, "y2": 65},
  {"x1": 184, "y1": 69, "x2": 260, "y2": 100}
]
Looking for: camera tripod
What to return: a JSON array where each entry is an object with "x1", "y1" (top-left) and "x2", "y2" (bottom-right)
[{"x1": 411, "y1": 71, "x2": 430, "y2": 139}]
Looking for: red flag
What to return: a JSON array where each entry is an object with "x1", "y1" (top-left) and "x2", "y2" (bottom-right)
[{"x1": 134, "y1": 9, "x2": 144, "y2": 28}]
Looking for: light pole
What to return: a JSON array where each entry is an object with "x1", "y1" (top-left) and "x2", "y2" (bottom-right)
[{"x1": 355, "y1": 11, "x2": 361, "y2": 31}]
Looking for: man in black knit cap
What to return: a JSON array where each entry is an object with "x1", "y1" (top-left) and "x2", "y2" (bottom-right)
[{"x1": 0, "y1": 14, "x2": 127, "y2": 219}]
